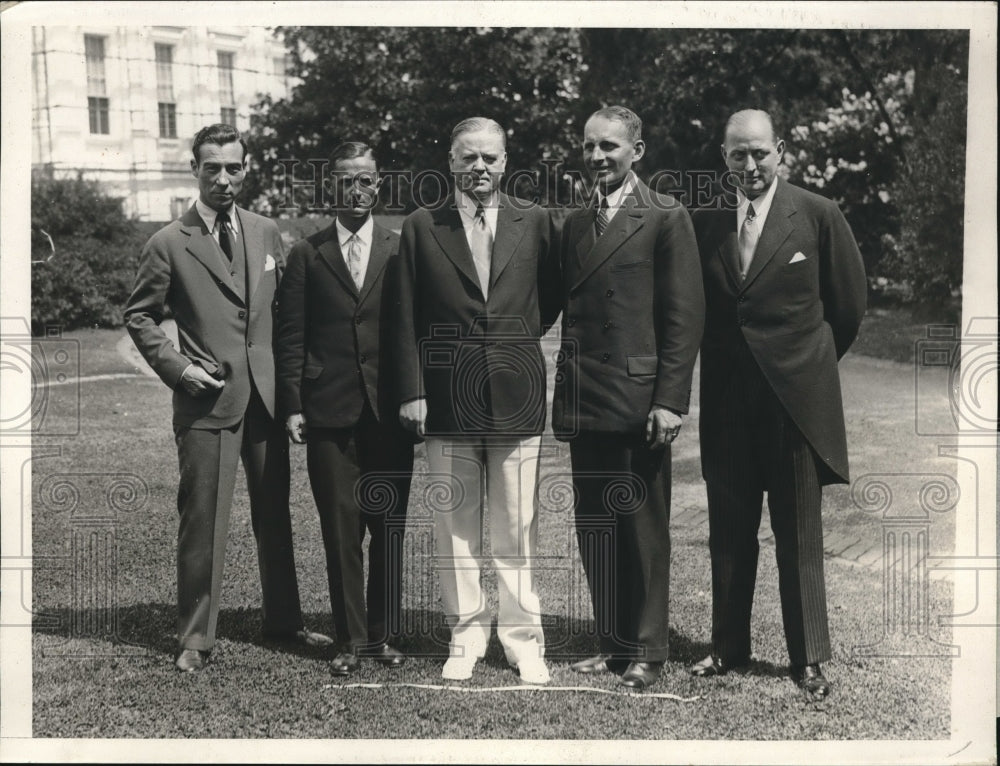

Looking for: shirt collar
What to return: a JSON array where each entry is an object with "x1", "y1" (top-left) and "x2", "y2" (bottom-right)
[
  {"x1": 597, "y1": 171, "x2": 636, "y2": 209},
  {"x1": 195, "y1": 198, "x2": 237, "y2": 232},
  {"x1": 336, "y1": 215, "x2": 374, "y2": 249},
  {"x1": 456, "y1": 189, "x2": 499, "y2": 221},
  {"x1": 738, "y1": 176, "x2": 778, "y2": 220}
]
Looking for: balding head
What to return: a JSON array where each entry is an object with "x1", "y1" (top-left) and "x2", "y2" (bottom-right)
[{"x1": 723, "y1": 109, "x2": 779, "y2": 146}]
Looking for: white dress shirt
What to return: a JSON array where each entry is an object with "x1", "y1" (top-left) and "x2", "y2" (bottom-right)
[
  {"x1": 737, "y1": 176, "x2": 779, "y2": 234},
  {"x1": 596, "y1": 171, "x2": 637, "y2": 226},
  {"x1": 455, "y1": 189, "x2": 499, "y2": 246},
  {"x1": 195, "y1": 198, "x2": 239, "y2": 243},
  {"x1": 336, "y1": 215, "x2": 374, "y2": 287}
]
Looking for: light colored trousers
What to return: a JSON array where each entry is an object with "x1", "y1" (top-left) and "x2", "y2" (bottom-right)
[{"x1": 425, "y1": 436, "x2": 546, "y2": 665}]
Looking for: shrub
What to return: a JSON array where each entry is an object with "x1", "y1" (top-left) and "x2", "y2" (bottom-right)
[{"x1": 31, "y1": 173, "x2": 146, "y2": 334}]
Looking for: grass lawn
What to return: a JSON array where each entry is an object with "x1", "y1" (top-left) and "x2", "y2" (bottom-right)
[{"x1": 29, "y1": 306, "x2": 959, "y2": 740}]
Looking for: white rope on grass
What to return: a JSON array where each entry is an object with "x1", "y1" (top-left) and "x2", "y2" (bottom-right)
[{"x1": 325, "y1": 682, "x2": 700, "y2": 702}]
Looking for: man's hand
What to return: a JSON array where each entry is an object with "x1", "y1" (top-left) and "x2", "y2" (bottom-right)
[
  {"x1": 399, "y1": 398, "x2": 427, "y2": 439},
  {"x1": 286, "y1": 413, "x2": 307, "y2": 444},
  {"x1": 178, "y1": 364, "x2": 224, "y2": 398},
  {"x1": 646, "y1": 406, "x2": 682, "y2": 448}
]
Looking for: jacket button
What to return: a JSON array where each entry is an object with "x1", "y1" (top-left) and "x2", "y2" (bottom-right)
[
  {"x1": 606, "y1": 289, "x2": 614, "y2": 297},
  {"x1": 603, "y1": 321, "x2": 612, "y2": 330},
  {"x1": 355, "y1": 317, "x2": 362, "y2": 325},
  {"x1": 567, "y1": 317, "x2": 576, "y2": 327},
  {"x1": 247, "y1": 341, "x2": 254, "y2": 348},
  {"x1": 360, "y1": 355, "x2": 368, "y2": 364},
  {"x1": 737, "y1": 296, "x2": 745, "y2": 303},
  {"x1": 238, "y1": 310, "x2": 246, "y2": 319},
  {"x1": 739, "y1": 319, "x2": 747, "y2": 327},
  {"x1": 601, "y1": 352, "x2": 610, "y2": 362}
]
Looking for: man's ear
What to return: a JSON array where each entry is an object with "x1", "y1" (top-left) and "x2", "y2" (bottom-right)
[
  {"x1": 720, "y1": 144, "x2": 728, "y2": 163},
  {"x1": 632, "y1": 139, "x2": 645, "y2": 163},
  {"x1": 190, "y1": 158, "x2": 199, "y2": 178},
  {"x1": 775, "y1": 139, "x2": 785, "y2": 160}
]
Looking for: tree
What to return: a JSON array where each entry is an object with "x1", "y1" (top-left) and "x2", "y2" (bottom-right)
[{"x1": 246, "y1": 27, "x2": 585, "y2": 214}]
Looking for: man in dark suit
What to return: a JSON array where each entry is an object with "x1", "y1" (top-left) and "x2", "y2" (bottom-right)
[
  {"x1": 553, "y1": 106, "x2": 705, "y2": 690},
  {"x1": 394, "y1": 117, "x2": 560, "y2": 684},
  {"x1": 276, "y1": 141, "x2": 413, "y2": 675},
  {"x1": 125, "y1": 124, "x2": 330, "y2": 672},
  {"x1": 689, "y1": 109, "x2": 867, "y2": 699}
]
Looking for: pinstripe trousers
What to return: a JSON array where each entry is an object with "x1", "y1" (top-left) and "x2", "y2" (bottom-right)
[{"x1": 704, "y1": 341, "x2": 831, "y2": 666}]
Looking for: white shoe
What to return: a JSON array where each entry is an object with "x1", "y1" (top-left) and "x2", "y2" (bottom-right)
[
  {"x1": 442, "y1": 655, "x2": 478, "y2": 681},
  {"x1": 516, "y1": 657, "x2": 550, "y2": 685}
]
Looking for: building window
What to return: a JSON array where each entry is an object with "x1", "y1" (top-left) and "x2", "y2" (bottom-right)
[
  {"x1": 170, "y1": 197, "x2": 189, "y2": 220},
  {"x1": 84, "y1": 35, "x2": 109, "y2": 134},
  {"x1": 158, "y1": 103, "x2": 177, "y2": 139},
  {"x1": 154, "y1": 43, "x2": 177, "y2": 138},
  {"x1": 217, "y1": 51, "x2": 236, "y2": 125}
]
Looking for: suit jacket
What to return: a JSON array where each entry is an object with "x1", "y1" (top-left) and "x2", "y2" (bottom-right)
[
  {"x1": 275, "y1": 221, "x2": 401, "y2": 427},
  {"x1": 124, "y1": 204, "x2": 285, "y2": 429},
  {"x1": 393, "y1": 192, "x2": 560, "y2": 436},
  {"x1": 552, "y1": 178, "x2": 705, "y2": 437},
  {"x1": 694, "y1": 177, "x2": 867, "y2": 484}
]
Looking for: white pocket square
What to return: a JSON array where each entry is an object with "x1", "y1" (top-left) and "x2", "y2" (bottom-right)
[
  {"x1": 789, "y1": 252, "x2": 808, "y2": 264},
  {"x1": 264, "y1": 254, "x2": 276, "y2": 271}
]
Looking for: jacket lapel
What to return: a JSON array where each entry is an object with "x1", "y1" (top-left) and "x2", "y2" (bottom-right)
[
  {"x1": 571, "y1": 182, "x2": 646, "y2": 291},
  {"x1": 574, "y1": 201, "x2": 597, "y2": 268},
  {"x1": 316, "y1": 224, "x2": 359, "y2": 299},
  {"x1": 714, "y1": 210, "x2": 742, "y2": 291},
  {"x1": 239, "y1": 207, "x2": 265, "y2": 303},
  {"x1": 181, "y1": 205, "x2": 244, "y2": 305},
  {"x1": 489, "y1": 195, "x2": 526, "y2": 292},
  {"x1": 358, "y1": 223, "x2": 392, "y2": 304},
  {"x1": 741, "y1": 179, "x2": 795, "y2": 291},
  {"x1": 429, "y1": 197, "x2": 482, "y2": 298}
]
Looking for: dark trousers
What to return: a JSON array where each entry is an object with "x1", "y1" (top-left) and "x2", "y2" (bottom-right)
[
  {"x1": 306, "y1": 404, "x2": 414, "y2": 650},
  {"x1": 174, "y1": 388, "x2": 302, "y2": 651},
  {"x1": 570, "y1": 432, "x2": 672, "y2": 662},
  {"x1": 704, "y1": 342, "x2": 830, "y2": 666}
]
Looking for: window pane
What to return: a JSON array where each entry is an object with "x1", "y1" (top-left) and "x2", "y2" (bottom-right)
[
  {"x1": 84, "y1": 35, "x2": 106, "y2": 97},
  {"x1": 220, "y1": 106, "x2": 237, "y2": 127},
  {"x1": 155, "y1": 43, "x2": 174, "y2": 101},
  {"x1": 88, "y1": 96, "x2": 109, "y2": 134},
  {"x1": 158, "y1": 103, "x2": 177, "y2": 138},
  {"x1": 217, "y1": 51, "x2": 235, "y2": 106}
]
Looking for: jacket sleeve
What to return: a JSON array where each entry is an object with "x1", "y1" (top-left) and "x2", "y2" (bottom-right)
[
  {"x1": 538, "y1": 208, "x2": 563, "y2": 333},
  {"x1": 123, "y1": 233, "x2": 191, "y2": 389},
  {"x1": 651, "y1": 203, "x2": 706, "y2": 414},
  {"x1": 275, "y1": 240, "x2": 308, "y2": 417},
  {"x1": 391, "y1": 214, "x2": 425, "y2": 405},
  {"x1": 819, "y1": 202, "x2": 867, "y2": 359}
]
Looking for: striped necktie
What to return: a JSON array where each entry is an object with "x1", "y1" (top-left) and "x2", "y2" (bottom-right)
[{"x1": 470, "y1": 204, "x2": 493, "y2": 298}]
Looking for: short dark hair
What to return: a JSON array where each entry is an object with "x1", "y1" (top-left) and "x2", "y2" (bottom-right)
[
  {"x1": 192, "y1": 124, "x2": 248, "y2": 164},
  {"x1": 588, "y1": 105, "x2": 643, "y2": 142},
  {"x1": 330, "y1": 141, "x2": 377, "y2": 170},
  {"x1": 723, "y1": 109, "x2": 781, "y2": 144},
  {"x1": 450, "y1": 117, "x2": 506, "y2": 149}
]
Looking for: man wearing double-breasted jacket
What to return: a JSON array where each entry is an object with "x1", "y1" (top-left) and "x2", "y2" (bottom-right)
[{"x1": 553, "y1": 106, "x2": 705, "y2": 691}]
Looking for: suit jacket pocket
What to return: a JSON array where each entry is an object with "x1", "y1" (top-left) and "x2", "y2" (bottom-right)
[
  {"x1": 303, "y1": 364, "x2": 324, "y2": 380},
  {"x1": 611, "y1": 259, "x2": 653, "y2": 272},
  {"x1": 626, "y1": 355, "x2": 658, "y2": 376}
]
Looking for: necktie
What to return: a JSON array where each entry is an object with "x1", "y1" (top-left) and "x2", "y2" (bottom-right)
[
  {"x1": 738, "y1": 203, "x2": 759, "y2": 278},
  {"x1": 216, "y1": 211, "x2": 233, "y2": 262},
  {"x1": 595, "y1": 196, "x2": 610, "y2": 237},
  {"x1": 470, "y1": 204, "x2": 493, "y2": 298},
  {"x1": 346, "y1": 234, "x2": 363, "y2": 290}
]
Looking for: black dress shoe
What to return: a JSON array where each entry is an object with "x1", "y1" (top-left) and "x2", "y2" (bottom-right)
[
  {"x1": 570, "y1": 655, "x2": 612, "y2": 674},
  {"x1": 175, "y1": 648, "x2": 209, "y2": 672},
  {"x1": 364, "y1": 644, "x2": 407, "y2": 668},
  {"x1": 792, "y1": 663, "x2": 831, "y2": 699},
  {"x1": 689, "y1": 653, "x2": 750, "y2": 677},
  {"x1": 620, "y1": 661, "x2": 663, "y2": 690},
  {"x1": 330, "y1": 651, "x2": 359, "y2": 676}
]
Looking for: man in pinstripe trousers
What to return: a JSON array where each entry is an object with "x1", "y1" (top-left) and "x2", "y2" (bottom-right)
[{"x1": 690, "y1": 109, "x2": 866, "y2": 699}]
